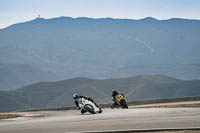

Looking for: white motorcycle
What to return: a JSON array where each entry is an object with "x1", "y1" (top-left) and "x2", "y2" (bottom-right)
[{"x1": 77, "y1": 98, "x2": 102, "y2": 114}]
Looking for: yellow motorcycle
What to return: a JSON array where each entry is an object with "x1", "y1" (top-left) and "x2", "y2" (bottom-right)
[{"x1": 112, "y1": 94, "x2": 128, "y2": 109}]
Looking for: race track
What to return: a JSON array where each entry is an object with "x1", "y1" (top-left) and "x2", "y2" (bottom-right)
[{"x1": 0, "y1": 108, "x2": 200, "y2": 133}]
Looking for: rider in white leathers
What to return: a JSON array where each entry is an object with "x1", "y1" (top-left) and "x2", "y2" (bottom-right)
[{"x1": 73, "y1": 93, "x2": 99, "y2": 114}]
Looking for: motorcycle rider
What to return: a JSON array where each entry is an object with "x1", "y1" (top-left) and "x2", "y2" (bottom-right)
[
  {"x1": 73, "y1": 93, "x2": 99, "y2": 114},
  {"x1": 111, "y1": 89, "x2": 124, "y2": 107}
]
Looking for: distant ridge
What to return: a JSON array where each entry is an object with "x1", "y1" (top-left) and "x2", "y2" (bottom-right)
[
  {"x1": 3, "y1": 16, "x2": 200, "y2": 30},
  {"x1": 0, "y1": 75, "x2": 200, "y2": 112},
  {"x1": 0, "y1": 16, "x2": 200, "y2": 90}
]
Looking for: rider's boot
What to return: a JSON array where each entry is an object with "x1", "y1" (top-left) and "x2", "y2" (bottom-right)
[{"x1": 81, "y1": 109, "x2": 87, "y2": 114}]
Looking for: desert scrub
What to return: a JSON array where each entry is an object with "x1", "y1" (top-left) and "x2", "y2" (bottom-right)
[{"x1": 0, "y1": 114, "x2": 21, "y2": 119}]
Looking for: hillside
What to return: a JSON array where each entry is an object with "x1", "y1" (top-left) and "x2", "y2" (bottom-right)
[
  {"x1": 0, "y1": 17, "x2": 200, "y2": 90},
  {"x1": 1, "y1": 75, "x2": 200, "y2": 112}
]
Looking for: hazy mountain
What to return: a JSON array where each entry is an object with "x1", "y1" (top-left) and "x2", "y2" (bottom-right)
[
  {"x1": 0, "y1": 17, "x2": 200, "y2": 90},
  {"x1": 0, "y1": 63, "x2": 56, "y2": 90},
  {"x1": 1, "y1": 75, "x2": 200, "y2": 112}
]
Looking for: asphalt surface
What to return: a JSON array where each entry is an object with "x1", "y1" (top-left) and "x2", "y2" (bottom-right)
[{"x1": 0, "y1": 108, "x2": 200, "y2": 133}]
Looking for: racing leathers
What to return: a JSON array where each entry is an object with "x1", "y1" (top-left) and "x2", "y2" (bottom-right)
[
  {"x1": 112, "y1": 91, "x2": 124, "y2": 106},
  {"x1": 74, "y1": 95, "x2": 98, "y2": 114}
]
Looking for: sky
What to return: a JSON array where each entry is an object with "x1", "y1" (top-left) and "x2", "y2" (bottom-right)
[{"x1": 1, "y1": 0, "x2": 200, "y2": 29}]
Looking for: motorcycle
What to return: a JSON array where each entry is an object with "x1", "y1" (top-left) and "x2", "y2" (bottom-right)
[
  {"x1": 111, "y1": 94, "x2": 128, "y2": 109},
  {"x1": 77, "y1": 98, "x2": 102, "y2": 114}
]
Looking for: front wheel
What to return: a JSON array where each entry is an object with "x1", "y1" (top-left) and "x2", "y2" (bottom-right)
[
  {"x1": 84, "y1": 105, "x2": 95, "y2": 114},
  {"x1": 98, "y1": 108, "x2": 102, "y2": 113},
  {"x1": 121, "y1": 100, "x2": 128, "y2": 109}
]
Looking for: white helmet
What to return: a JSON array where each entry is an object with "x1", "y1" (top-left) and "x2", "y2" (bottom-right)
[{"x1": 73, "y1": 93, "x2": 78, "y2": 99}]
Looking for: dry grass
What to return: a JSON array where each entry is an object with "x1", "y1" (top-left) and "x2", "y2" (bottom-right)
[
  {"x1": 0, "y1": 114, "x2": 21, "y2": 120},
  {"x1": 129, "y1": 101, "x2": 200, "y2": 109},
  {"x1": 136, "y1": 130, "x2": 200, "y2": 133}
]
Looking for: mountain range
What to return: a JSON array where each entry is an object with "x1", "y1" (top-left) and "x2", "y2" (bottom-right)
[
  {"x1": 0, "y1": 75, "x2": 200, "y2": 112},
  {"x1": 0, "y1": 17, "x2": 200, "y2": 90}
]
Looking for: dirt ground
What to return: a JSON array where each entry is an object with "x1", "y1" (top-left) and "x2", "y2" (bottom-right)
[
  {"x1": 0, "y1": 114, "x2": 21, "y2": 120},
  {"x1": 130, "y1": 101, "x2": 200, "y2": 108},
  {"x1": 134, "y1": 130, "x2": 200, "y2": 133}
]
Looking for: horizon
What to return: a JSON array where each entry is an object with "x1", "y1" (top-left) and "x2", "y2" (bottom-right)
[
  {"x1": 1, "y1": 0, "x2": 200, "y2": 29},
  {"x1": 1, "y1": 16, "x2": 200, "y2": 30}
]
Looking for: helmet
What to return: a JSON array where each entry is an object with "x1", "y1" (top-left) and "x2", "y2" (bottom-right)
[
  {"x1": 73, "y1": 93, "x2": 78, "y2": 99},
  {"x1": 112, "y1": 89, "x2": 117, "y2": 93}
]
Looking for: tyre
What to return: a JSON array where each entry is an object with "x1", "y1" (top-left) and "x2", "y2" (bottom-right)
[
  {"x1": 98, "y1": 108, "x2": 102, "y2": 113},
  {"x1": 111, "y1": 104, "x2": 114, "y2": 109},
  {"x1": 121, "y1": 100, "x2": 128, "y2": 109},
  {"x1": 84, "y1": 104, "x2": 95, "y2": 114}
]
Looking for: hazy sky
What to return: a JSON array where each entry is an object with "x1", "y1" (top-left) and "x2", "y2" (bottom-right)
[{"x1": 1, "y1": 0, "x2": 200, "y2": 29}]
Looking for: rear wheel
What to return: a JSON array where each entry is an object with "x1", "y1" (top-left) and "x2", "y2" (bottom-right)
[{"x1": 84, "y1": 104, "x2": 95, "y2": 114}]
